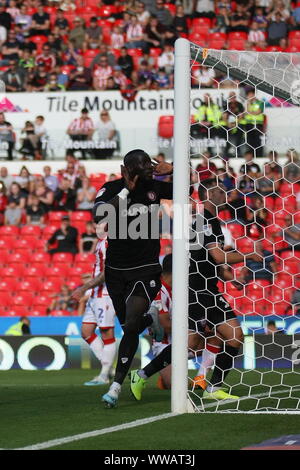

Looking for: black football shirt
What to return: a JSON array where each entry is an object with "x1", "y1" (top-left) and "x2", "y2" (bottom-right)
[
  {"x1": 189, "y1": 209, "x2": 224, "y2": 294},
  {"x1": 93, "y1": 177, "x2": 173, "y2": 270}
]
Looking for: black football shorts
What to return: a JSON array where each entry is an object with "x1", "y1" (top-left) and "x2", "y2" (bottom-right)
[
  {"x1": 105, "y1": 265, "x2": 162, "y2": 327},
  {"x1": 188, "y1": 289, "x2": 236, "y2": 332}
]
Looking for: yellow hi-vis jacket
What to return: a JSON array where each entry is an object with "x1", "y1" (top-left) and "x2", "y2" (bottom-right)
[{"x1": 5, "y1": 321, "x2": 23, "y2": 336}]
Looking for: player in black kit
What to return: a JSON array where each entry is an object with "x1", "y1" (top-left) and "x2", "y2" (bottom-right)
[
  {"x1": 93, "y1": 149, "x2": 173, "y2": 407},
  {"x1": 130, "y1": 177, "x2": 262, "y2": 402}
]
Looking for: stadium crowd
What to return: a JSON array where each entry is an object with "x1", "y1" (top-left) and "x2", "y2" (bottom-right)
[
  {"x1": 0, "y1": 0, "x2": 299, "y2": 95},
  {"x1": 0, "y1": 149, "x2": 300, "y2": 316}
]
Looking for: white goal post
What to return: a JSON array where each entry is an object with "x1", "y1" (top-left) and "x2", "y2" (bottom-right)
[{"x1": 171, "y1": 38, "x2": 300, "y2": 414}]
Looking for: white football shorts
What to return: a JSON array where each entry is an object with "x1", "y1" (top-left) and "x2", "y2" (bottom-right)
[{"x1": 82, "y1": 296, "x2": 115, "y2": 328}]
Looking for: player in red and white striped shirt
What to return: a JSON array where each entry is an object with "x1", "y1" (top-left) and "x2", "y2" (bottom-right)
[{"x1": 72, "y1": 237, "x2": 117, "y2": 386}]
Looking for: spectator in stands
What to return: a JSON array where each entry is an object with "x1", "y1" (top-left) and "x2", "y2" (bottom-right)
[
  {"x1": 60, "y1": 0, "x2": 76, "y2": 12},
  {"x1": 241, "y1": 225, "x2": 276, "y2": 283},
  {"x1": 227, "y1": 188, "x2": 246, "y2": 222},
  {"x1": 30, "y1": 4, "x2": 50, "y2": 37},
  {"x1": 84, "y1": 16, "x2": 103, "y2": 51},
  {"x1": 229, "y1": 4, "x2": 250, "y2": 33},
  {"x1": 246, "y1": 194, "x2": 269, "y2": 226},
  {"x1": 0, "y1": 167, "x2": 13, "y2": 189},
  {"x1": 79, "y1": 221, "x2": 98, "y2": 253},
  {"x1": 43, "y1": 165, "x2": 58, "y2": 192},
  {"x1": 0, "y1": 180, "x2": 7, "y2": 223},
  {"x1": 125, "y1": 14, "x2": 148, "y2": 50},
  {"x1": 154, "y1": 67, "x2": 170, "y2": 89},
  {"x1": 193, "y1": 64, "x2": 216, "y2": 88},
  {"x1": 67, "y1": 56, "x2": 92, "y2": 91},
  {"x1": 67, "y1": 108, "x2": 94, "y2": 159},
  {"x1": 112, "y1": 65, "x2": 128, "y2": 89},
  {"x1": 93, "y1": 56, "x2": 113, "y2": 91},
  {"x1": 47, "y1": 215, "x2": 78, "y2": 255},
  {"x1": 137, "y1": 60, "x2": 155, "y2": 88},
  {"x1": 90, "y1": 44, "x2": 116, "y2": 70},
  {"x1": 76, "y1": 177, "x2": 97, "y2": 210},
  {"x1": 265, "y1": 320, "x2": 283, "y2": 334},
  {"x1": 54, "y1": 177, "x2": 77, "y2": 211},
  {"x1": 136, "y1": 1, "x2": 151, "y2": 26},
  {"x1": 49, "y1": 284, "x2": 77, "y2": 313},
  {"x1": 117, "y1": 46, "x2": 134, "y2": 78},
  {"x1": 284, "y1": 148, "x2": 300, "y2": 182},
  {"x1": 239, "y1": 151, "x2": 261, "y2": 176},
  {"x1": 264, "y1": 150, "x2": 282, "y2": 182},
  {"x1": 63, "y1": 162, "x2": 82, "y2": 190},
  {"x1": 26, "y1": 63, "x2": 48, "y2": 92},
  {"x1": 253, "y1": 7, "x2": 268, "y2": 31},
  {"x1": 173, "y1": 4, "x2": 189, "y2": 35},
  {"x1": 65, "y1": 150, "x2": 80, "y2": 174},
  {"x1": 15, "y1": 5, "x2": 32, "y2": 36},
  {"x1": 157, "y1": 44, "x2": 174, "y2": 74},
  {"x1": 267, "y1": 0, "x2": 290, "y2": 22},
  {"x1": 19, "y1": 120, "x2": 40, "y2": 159},
  {"x1": 111, "y1": 25, "x2": 125, "y2": 50},
  {"x1": 248, "y1": 21, "x2": 266, "y2": 44},
  {"x1": 26, "y1": 193, "x2": 45, "y2": 225},
  {"x1": 4, "y1": 199, "x2": 22, "y2": 225},
  {"x1": 32, "y1": 176, "x2": 54, "y2": 212},
  {"x1": 48, "y1": 29, "x2": 63, "y2": 55},
  {"x1": 212, "y1": 7, "x2": 230, "y2": 33},
  {"x1": 152, "y1": 0, "x2": 173, "y2": 26},
  {"x1": 69, "y1": 17, "x2": 86, "y2": 49},
  {"x1": 93, "y1": 110, "x2": 117, "y2": 159},
  {"x1": 54, "y1": 9, "x2": 69, "y2": 35},
  {"x1": 106, "y1": 75, "x2": 120, "y2": 90},
  {"x1": 15, "y1": 166, "x2": 35, "y2": 194},
  {"x1": 4, "y1": 316, "x2": 31, "y2": 335},
  {"x1": 1, "y1": 29, "x2": 21, "y2": 64},
  {"x1": 0, "y1": 112, "x2": 14, "y2": 160},
  {"x1": 44, "y1": 72, "x2": 65, "y2": 92},
  {"x1": 0, "y1": 22, "x2": 6, "y2": 46},
  {"x1": 0, "y1": 3, "x2": 12, "y2": 32},
  {"x1": 36, "y1": 44, "x2": 56, "y2": 72},
  {"x1": 282, "y1": 214, "x2": 300, "y2": 251},
  {"x1": 291, "y1": 3, "x2": 300, "y2": 28},
  {"x1": 19, "y1": 49, "x2": 35, "y2": 71},
  {"x1": 2, "y1": 59, "x2": 25, "y2": 92},
  {"x1": 267, "y1": 12, "x2": 288, "y2": 45},
  {"x1": 144, "y1": 15, "x2": 165, "y2": 49}
]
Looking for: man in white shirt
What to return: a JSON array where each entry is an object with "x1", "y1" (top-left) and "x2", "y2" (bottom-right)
[
  {"x1": 157, "y1": 44, "x2": 174, "y2": 75},
  {"x1": 93, "y1": 110, "x2": 117, "y2": 159}
]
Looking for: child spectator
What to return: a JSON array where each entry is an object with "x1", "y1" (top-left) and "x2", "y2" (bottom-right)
[
  {"x1": 111, "y1": 25, "x2": 125, "y2": 49},
  {"x1": 4, "y1": 199, "x2": 22, "y2": 225}
]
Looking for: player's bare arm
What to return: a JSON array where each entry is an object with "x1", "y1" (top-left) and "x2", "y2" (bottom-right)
[{"x1": 71, "y1": 272, "x2": 105, "y2": 301}]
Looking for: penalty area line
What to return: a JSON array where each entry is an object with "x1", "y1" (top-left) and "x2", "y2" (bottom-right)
[{"x1": 14, "y1": 412, "x2": 177, "y2": 450}]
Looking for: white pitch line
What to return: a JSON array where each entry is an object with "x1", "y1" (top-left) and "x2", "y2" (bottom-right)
[
  {"x1": 14, "y1": 412, "x2": 177, "y2": 451},
  {"x1": 190, "y1": 386, "x2": 300, "y2": 412}
]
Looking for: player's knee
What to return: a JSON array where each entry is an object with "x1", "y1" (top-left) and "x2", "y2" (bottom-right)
[{"x1": 123, "y1": 320, "x2": 139, "y2": 336}]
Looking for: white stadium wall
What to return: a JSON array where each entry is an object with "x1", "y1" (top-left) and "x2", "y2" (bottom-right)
[{"x1": 0, "y1": 88, "x2": 299, "y2": 160}]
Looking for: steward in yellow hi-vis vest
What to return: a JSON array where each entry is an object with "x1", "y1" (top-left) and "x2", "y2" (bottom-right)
[
  {"x1": 243, "y1": 89, "x2": 266, "y2": 157},
  {"x1": 5, "y1": 316, "x2": 31, "y2": 335}
]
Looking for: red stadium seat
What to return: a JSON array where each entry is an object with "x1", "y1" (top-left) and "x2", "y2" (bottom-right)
[
  {"x1": 99, "y1": 5, "x2": 117, "y2": 17},
  {"x1": 33, "y1": 294, "x2": 51, "y2": 307},
  {"x1": 0, "y1": 225, "x2": 19, "y2": 236},
  {"x1": 72, "y1": 221, "x2": 87, "y2": 234},
  {"x1": 44, "y1": 265, "x2": 70, "y2": 278},
  {"x1": 236, "y1": 237, "x2": 254, "y2": 254},
  {"x1": 50, "y1": 310, "x2": 72, "y2": 317},
  {"x1": 69, "y1": 265, "x2": 86, "y2": 277},
  {"x1": 127, "y1": 48, "x2": 143, "y2": 57},
  {"x1": 274, "y1": 273, "x2": 293, "y2": 289},
  {"x1": 0, "y1": 306, "x2": 8, "y2": 316},
  {"x1": 191, "y1": 17, "x2": 211, "y2": 34},
  {"x1": 31, "y1": 252, "x2": 51, "y2": 264},
  {"x1": 23, "y1": 265, "x2": 46, "y2": 278},
  {"x1": 0, "y1": 292, "x2": 14, "y2": 306},
  {"x1": 226, "y1": 223, "x2": 245, "y2": 239},
  {"x1": 70, "y1": 211, "x2": 92, "y2": 222},
  {"x1": 158, "y1": 115, "x2": 174, "y2": 139},
  {"x1": 29, "y1": 35, "x2": 48, "y2": 52},
  {"x1": 7, "y1": 251, "x2": 31, "y2": 264},
  {"x1": 66, "y1": 278, "x2": 82, "y2": 289},
  {"x1": 218, "y1": 210, "x2": 231, "y2": 222},
  {"x1": 0, "y1": 250, "x2": 9, "y2": 265},
  {"x1": 274, "y1": 210, "x2": 289, "y2": 228},
  {"x1": 188, "y1": 32, "x2": 207, "y2": 46},
  {"x1": 207, "y1": 32, "x2": 227, "y2": 49},
  {"x1": 3, "y1": 308, "x2": 23, "y2": 317},
  {"x1": 0, "y1": 279, "x2": 18, "y2": 291},
  {"x1": 41, "y1": 279, "x2": 62, "y2": 292},
  {"x1": 164, "y1": 3, "x2": 176, "y2": 15},
  {"x1": 20, "y1": 225, "x2": 42, "y2": 237},
  {"x1": 51, "y1": 252, "x2": 74, "y2": 264},
  {"x1": 1, "y1": 265, "x2": 24, "y2": 278},
  {"x1": 31, "y1": 307, "x2": 48, "y2": 316},
  {"x1": 235, "y1": 297, "x2": 254, "y2": 315},
  {"x1": 75, "y1": 253, "x2": 95, "y2": 265},
  {"x1": 283, "y1": 259, "x2": 300, "y2": 274},
  {"x1": 48, "y1": 211, "x2": 68, "y2": 222},
  {"x1": 228, "y1": 39, "x2": 246, "y2": 50},
  {"x1": 12, "y1": 293, "x2": 34, "y2": 306},
  {"x1": 17, "y1": 236, "x2": 38, "y2": 251},
  {"x1": 42, "y1": 225, "x2": 59, "y2": 239},
  {"x1": 17, "y1": 279, "x2": 42, "y2": 292}
]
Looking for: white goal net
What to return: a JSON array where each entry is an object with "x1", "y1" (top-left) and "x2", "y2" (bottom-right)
[{"x1": 172, "y1": 38, "x2": 300, "y2": 414}]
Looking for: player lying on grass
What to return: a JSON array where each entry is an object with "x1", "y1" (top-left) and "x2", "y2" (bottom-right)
[
  {"x1": 92, "y1": 149, "x2": 174, "y2": 408},
  {"x1": 72, "y1": 238, "x2": 116, "y2": 386},
  {"x1": 130, "y1": 177, "x2": 262, "y2": 402}
]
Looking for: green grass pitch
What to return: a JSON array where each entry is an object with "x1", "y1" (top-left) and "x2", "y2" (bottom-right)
[{"x1": 1, "y1": 369, "x2": 300, "y2": 450}]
